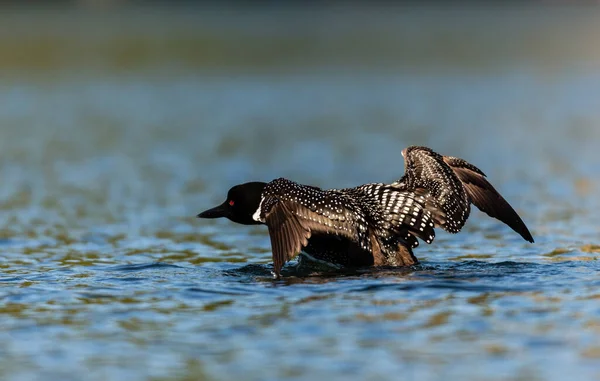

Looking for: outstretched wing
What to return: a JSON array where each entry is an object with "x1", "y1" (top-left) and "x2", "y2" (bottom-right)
[
  {"x1": 395, "y1": 146, "x2": 533, "y2": 243},
  {"x1": 395, "y1": 146, "x2": 471, "y2": 234},
  {"x1": 443, "y1": 156, "x2": 534, "y2": 243},
  {"x1": 264, "y1": 200, "x2": 311, "y2": 277},
  {"x1": 259, "y1": 179, "x2": 361, "y2": 277}
]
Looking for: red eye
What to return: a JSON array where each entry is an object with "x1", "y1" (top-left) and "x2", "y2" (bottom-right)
[{"x1": 229, "y1": 200, "x2": 235, "y2": 206}]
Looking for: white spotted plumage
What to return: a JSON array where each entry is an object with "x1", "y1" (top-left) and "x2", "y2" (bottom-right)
[
  {"x1": 201, "y1": 145, "x2": 533, "y2": 278},
  {"x1": 392, "y1": 146, "x2": 471, "y2": 234},
  {"x1": 257, "y1": 177, "x2": 437, "y2": 267}
]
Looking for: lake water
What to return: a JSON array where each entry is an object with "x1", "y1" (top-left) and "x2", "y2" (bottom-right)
[{"x1": 1, "y1": 5, "x2": 600, "y2": 381}]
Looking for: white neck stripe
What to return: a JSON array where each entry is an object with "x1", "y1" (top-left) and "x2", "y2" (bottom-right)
[{"x1": 252, "y1": 197, "x2": 265, "y2": 222}]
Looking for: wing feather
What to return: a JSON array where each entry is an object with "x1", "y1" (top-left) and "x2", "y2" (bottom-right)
[
  {"x1": 265, "y1": 201, "x2": 310, "y2": 277},
  {"x1": 264, "y1": 197, "x2": 359, "y2": 277},
  {"x1": 443, "y1": 156, "x2": 534, "y2": 243},
  {"x1": 397, "y1": 146, "x2": 533, "y2": 243},
  {"x1": 396, "y1": 146, "x2": 470, "y2": 233},
  {"x1": 346, "y1": 183, "x2": 436, "y2": 245}
]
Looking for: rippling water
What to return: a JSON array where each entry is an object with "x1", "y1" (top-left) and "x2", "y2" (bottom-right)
[{"x1": 1, "y1": 6, "x2": 600, "y2": 381}]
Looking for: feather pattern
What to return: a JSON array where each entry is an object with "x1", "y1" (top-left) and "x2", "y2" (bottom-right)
[
  {"x1": 394, "y1": 146, "x2": 470, "y2": 233},
  {"x1": 442, "y1": 156, "x2": 534, "y2": 243},
  {"x1": 394, "y1": 146, "x2": 534, "y2": 242},
  {"x1": 257, "y1": 178, "x2": 421, "y2": 276}
]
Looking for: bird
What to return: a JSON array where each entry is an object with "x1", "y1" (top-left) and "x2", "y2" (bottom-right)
[{"x1": 197, "y1": 146, "x2": 534, "y2": 278}]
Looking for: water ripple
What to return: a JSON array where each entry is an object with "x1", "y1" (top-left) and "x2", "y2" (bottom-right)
[{"x1": 106, "y1": 262, "x2": 183, "y2": 272}]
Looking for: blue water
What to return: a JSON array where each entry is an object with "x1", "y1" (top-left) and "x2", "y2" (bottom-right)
[{"x1": 1, "y1": 6, "x2": 600, "y2": 381}]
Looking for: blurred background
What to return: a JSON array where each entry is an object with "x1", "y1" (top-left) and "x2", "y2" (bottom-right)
[{"x1": 1, "y1": 2, "x2": 600, "y2": 381}]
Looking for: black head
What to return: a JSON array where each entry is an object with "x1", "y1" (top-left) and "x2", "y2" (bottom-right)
[{"x1": 197, "y1": 182, "x2": 266, "y2": 225}]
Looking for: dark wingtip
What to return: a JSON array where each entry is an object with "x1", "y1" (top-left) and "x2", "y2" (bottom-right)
[
  {"x1": 524, "y1": 231, "x2": 535, "y2": 244},
  {"x1": 514, "y1": 220, "x2": 534, "y2": 243}
]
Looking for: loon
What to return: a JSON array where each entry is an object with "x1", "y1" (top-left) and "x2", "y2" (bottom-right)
[{"x1": 198, "y1": 146, "x2": 534, "y2": 277}]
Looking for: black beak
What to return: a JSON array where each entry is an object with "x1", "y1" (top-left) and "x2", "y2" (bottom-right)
[{"x1": 197, "y1": 202, "x2": 229, "y2": 219}]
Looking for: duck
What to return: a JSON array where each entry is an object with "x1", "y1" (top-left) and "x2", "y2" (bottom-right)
[{"x1": 197, "y1": 146, "x2": 534, "y2": 277}]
